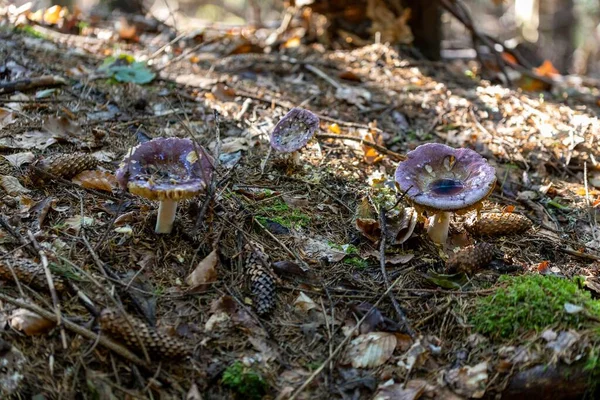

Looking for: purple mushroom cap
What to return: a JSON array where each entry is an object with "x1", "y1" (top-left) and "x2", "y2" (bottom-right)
[
  {"x1": 116, "y1": 137, "x2": 214, "y2": 201},
  {"x1": 270, "y1": 107, "x2": 320, "y2": 153},
  {"x1": 394, "y1": 143, "x2": 496, "y2": 212}
]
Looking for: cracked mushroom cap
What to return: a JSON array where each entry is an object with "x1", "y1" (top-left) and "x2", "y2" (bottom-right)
[
  {"x1": 116, "y1": 137, "x2": 214, "y2": 201},
  {"x1": 394, "y1": 143, "x2": 496, "y2": 213},
  {"x1": 270, "y1": 107, "x2": 320, "y2": 152}
]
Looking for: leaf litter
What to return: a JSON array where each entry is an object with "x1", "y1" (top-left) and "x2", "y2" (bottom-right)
[{"x1": 0, "y1": 3, "x2": 599, "y2": 400}]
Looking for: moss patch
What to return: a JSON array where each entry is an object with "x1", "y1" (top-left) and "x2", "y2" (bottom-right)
[
  {"x1": 469, "y1": 275, "x2": 600, "y2": 339},
  {"x1": 221, "y1": 361, "x2": 267, "y2": 400},
  {"x1": 255, "y1": 198, "x2": 310, "y2": 228}
]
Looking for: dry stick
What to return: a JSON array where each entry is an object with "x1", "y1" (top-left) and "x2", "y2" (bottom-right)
[
  {"x1": 0, "y1": 216, "x2": 37, "y2": 257},
  {"x1": 316, "y1": 133, "x2": 406, "y2": 161},
  {"x1": 289, "y1": 274, "x2": 406, "y2": 400},
  {"x1": 378, "y1": 206, "x2": 415, "y2": 338},
  {"x1": 26, "y1": 231, "x2": 68, "y2": 350},
  {"x1": 0, "y1": 292, "x2": 149, "y2": 367},
  {"x1": 156, "y1": 38, "x2": 220, "y2": 73},
  {"x1": 0, "y1": 75, "x2": 67, "y2": 95}
]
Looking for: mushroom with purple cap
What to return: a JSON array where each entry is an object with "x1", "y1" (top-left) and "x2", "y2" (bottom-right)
[
  {"x1": 394, "y1": 143, "x2": 496, "y2": 244},
  {"x1": 116, "y1": 137, "x2": 214, "y2": 234},
  {"x1": 270, "y1": 107, "x2": 320, "y2": 165}
]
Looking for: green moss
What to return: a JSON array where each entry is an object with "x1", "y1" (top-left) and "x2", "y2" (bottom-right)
[
  {"x1": 470, "y1": 275, "x2": 600, "y2": 339},
  {"x1": 344, "y1": 257, "x2": 369, "y2": 269},
  {"x1": 256, "y1": 199, "x2": 310, "y2": 228},
  {"x1": 17, "y1": 25, "x2": 48, "y2": 39},
  {"x1": 222, "y1": 361, "x2": 267, "y2": 400}
]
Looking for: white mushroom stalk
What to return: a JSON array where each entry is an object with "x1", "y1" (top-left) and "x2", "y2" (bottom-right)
[
  {"x1": 427, "y1": 211, "x2": 451, "y2": 245},
  {"x1": 156, "y1": 199, "x2": 178, "y2": 234}
]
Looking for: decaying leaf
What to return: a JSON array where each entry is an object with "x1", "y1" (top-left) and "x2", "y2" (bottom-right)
[
  {"x1": 443, "y1": 361, "x2": 489, "y2": 399},
  {"x1": 9, "y1": 308, "x2": 56, "y2": 336},
  {"x1": 0, "y1": 175, "x2": 30, "y2": 196},
  {"x1": 362, "y1": 132, "x2": 384, "y2": 164},
  {"x1": 63, "y1": 215, "x2": 95, "y2": 234},
  {"x1": 0, "y1": 108, "x2": 15, "y2": 130},
  {"x1": 355, "y1": 197, "x2": 381, "y2": 241},
  {"x1": 72, "y1": 170, "x2": 117, "y2": 192},
  {"x1": 186, "y1": 383, "x2": 203, "y2": 400},
  {"x1": 343, "y1": 332, "x2": 397, "y2": 368},
  {"x1": 397, "y1": 340, "x2": 428, "y2": 371},
  {"x1": 0, "y1": 130, "x2": 58, "y2": 150},
  {"x1": 301, "y1": 236, "x2": 346, "y2": 263},
  {"x1": 2, "y1": 152, "x2": 35, "y2": 168},
  {"x1": 374, "y1": 379, "x2": 426, "y2": 400},
  {"x1": 186, "y1": 249, "x2": 218, "y2": 290},
  {"x1": 294, "y1": 292, "x2": 318, "y2": 313}
]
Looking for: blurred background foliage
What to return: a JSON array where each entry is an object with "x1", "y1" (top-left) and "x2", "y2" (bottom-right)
[{"x1": 6, "y1": 0, "x2": 600, "y2": 77}]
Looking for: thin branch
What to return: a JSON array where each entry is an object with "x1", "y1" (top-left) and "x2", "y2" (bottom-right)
[{"x1": 316, "y1": 133, "x2": 406, "y2": 161}]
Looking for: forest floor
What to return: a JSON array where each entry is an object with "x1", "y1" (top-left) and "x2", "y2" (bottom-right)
[{"x1": 1, "y1": 6, "x2": 600, "y2": 400}]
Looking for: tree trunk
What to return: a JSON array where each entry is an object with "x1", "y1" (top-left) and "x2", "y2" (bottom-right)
[{"x1": 403, "y1": 0, "x2": 442, "y2": 60}]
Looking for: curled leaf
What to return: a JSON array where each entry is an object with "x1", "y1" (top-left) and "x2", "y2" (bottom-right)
[
  {"x1": 10, "y1": 309, "x2": 55, "y2": 336},
  {"x1": 186, "y1": 249, "x2": 218, "y2": 291},
  {"x1": 72, "y1": 170, "x2": 117, "y2": 192},
  {"x1": 344, "y1": 332, "x2": 397, "y2": 368}
]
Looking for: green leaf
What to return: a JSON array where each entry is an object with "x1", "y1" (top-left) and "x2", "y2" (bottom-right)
[{"x1": 424, "y1": 269, "x2": 468, "y2": 290}]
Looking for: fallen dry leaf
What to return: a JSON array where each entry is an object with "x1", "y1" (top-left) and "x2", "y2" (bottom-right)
[
  {"x1": 63, "y1": 215, "x2": 95, "y2": 234},
  {"x1": 294, "y1": 292, "x2": 318, "y2": 313},
  {"x1": 186, "y1": 249, "x2": 218, "y2": 290},
  {"x1": 186, "y1": 383, "x2": 203, "y2": 400},
  {"x1": 301, "y1": 236, "x2": 346, "y2": 263},
  {"x1": 10, "y1": 308, "x2": 56, "y2": 335},
  {"x1": 72, "y1": 170, "x2": 117, "y2": 192},
  {"x1": 0, "y1": 108, "x2": 15, "y2": 130},
  {"x1": 374, "y1": 379, "x2": 426, "y2": 400},
  {"x1": 0, "y1": 131, "x2": 58, "y2": 150},
  {"x1": 443, "y1": 361, "x2": 489, "y2": 399},
  {"x1": 2, "y1": 152, "x2": 35, "y2": 168},
  {"x1": 344, "y1": 332, "x2": 397, "y2": 368},
  {"x1": 0, "y1": 175, "x2": 30, "y2": 196}
]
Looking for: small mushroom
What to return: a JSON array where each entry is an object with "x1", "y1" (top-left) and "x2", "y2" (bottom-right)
[
  {"x1": 116, "y1": 137, "x2": 213, "y2": 234},
  {"x1": 394, "y1": 143, "x2": 496, "y2": 244},
  {"x1": 270, "y1": 107, "x2": 320, "y2": 165}
]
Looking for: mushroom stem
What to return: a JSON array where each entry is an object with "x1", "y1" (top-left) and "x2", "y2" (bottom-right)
[
  {"x1": 291, "y1": 151, "x2": 301, "y2": 165},
  {"x1": 156, "y1": 199, "x2": 178, "y2": 234},
  {"x1": 427, "y1": 211, "x2": 451, "y2": 244}
]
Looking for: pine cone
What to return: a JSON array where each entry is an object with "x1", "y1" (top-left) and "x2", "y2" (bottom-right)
[
  {"x1": 465, "y1": 213, "x2": 532, "y2": 237},
  {"x1": 98, "y1": 308, "x2": 190, "y2": 359},
  {"x1": 29, "y1": 153, "x2": 98, "y2": 184},
  {"x1": 446, "y1": 243, "x2": 495, "y2": 274},
  {"x1": 245, "y1": 244, "x2": 276, "y2": 316},
  {"x1": 0, "y1": 259, "x2": 65, "y2": 292}
]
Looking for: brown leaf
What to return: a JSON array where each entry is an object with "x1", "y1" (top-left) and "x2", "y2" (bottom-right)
[
  {"x1": 443, "y1": 362, "x2": 489, "y2": 398},
  {"x1": 186, "y1": 249, "x2": 218, "y2": 290},
  {"x1": 344, "y1": 332, "x2": 397, "y2": 368},
  {"x1": 9, "y1": 308, "x2": 56, "y2": 336},
  {"x1": 294, "y1": 292, "x2": 318, "y2": 313},
  {"x1": 0, "y1": 108, "x2": 15, "y2": 130},
  {"x1": 72, "y1": 170, "x2": 117, "y2": 192},
  {"x1": 339, "y1": 70, "x2": 362, "y2": 82},
  {"x1": 2, "y1": 152, "x2": 35, "y2": 168},
  {"x1": 374, "y1": 380, "x2": 425, "y2": 400},
  {"x1": 0, "y1": 176, "x2": 30, "y2": 196},
  {"x1": 210, "y1": 83, "x2": 237, "y2": 102},
  {"x1": 355, "y1": 197, "x2": 381, "y2": 241},
  {"x1": 0, "y1": 131, "x2": 58, "y2": 150}
]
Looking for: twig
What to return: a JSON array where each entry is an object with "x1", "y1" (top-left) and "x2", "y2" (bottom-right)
[
  {"x1": 316, "y1": 133, "x2": 406, "y2": 160},
  {"x1": 0, "y1": 215, "x2": 37, "y2": 257},
  {"x1": 0, "y1": 75, "x2": 67, "y2": 95},
  {"x1": 378, "y1": 205, "x2": 415, "y2": 338},
  {"x1": 26, "y1": 231, "x2": 68, "y2": 350},
  {"x1": 156, "y1": 38, "x2": 220, "y2": 73},
  {"x1": 289, "y1": 274, "x2": 406, "y2": 400},
  {"x1": 0, "y1": 292, "x2": 150, "y2": 367}
]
